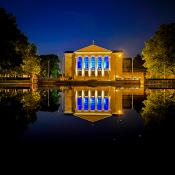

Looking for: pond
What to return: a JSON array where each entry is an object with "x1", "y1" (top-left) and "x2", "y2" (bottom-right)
[{"x1": 1, "y1": 85, "x2": 175, "y2": 147}]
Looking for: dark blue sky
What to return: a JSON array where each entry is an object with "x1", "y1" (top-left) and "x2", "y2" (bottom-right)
[{"x1": 0, "y1": 0, "x2": 175, "y2": 58}]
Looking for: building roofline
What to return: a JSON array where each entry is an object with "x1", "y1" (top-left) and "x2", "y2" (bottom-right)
[
  {"x1": 64, "y1": 51, "x2": 74, "y2": 53},
  {"x1": 112, "y1": 50, "x2": 124, "y2": 53}
]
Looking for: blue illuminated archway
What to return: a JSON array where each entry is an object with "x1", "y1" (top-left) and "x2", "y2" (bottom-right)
[{"x1": 77, "y1": 57, "x2": 82, "y2": 70}]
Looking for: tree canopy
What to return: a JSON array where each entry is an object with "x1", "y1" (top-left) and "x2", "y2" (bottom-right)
[
  {"x1": 133, "y1": 54, "x2": 146, "y2": 72},
  {"x1": 21, "y1": 44, "x2": 41, "y2": 76},
  {"x1": 142, "y1": 23, "x2": 175, "y2": 77},
  {"x1": 40, "y1": 54, "x2": 60, "y2": 78},
  {"x1": 0, "y1": 8, "x2": 28, "y2": 70},
  {"x1": 0, "y1": 8, "x2": 44, "y2": 77}
]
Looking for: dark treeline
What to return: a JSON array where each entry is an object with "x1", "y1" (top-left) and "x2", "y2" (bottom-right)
[{"x1": 0, "y1": 8, "x2": 60, "y2": 78}]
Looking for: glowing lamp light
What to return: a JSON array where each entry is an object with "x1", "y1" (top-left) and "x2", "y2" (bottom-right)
[{"x1": 118, "y1": 110, "x2": 123, "y2": 114}]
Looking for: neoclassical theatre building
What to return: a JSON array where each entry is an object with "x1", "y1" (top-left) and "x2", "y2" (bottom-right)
[{"x1": 64, "y1": 44, "x2": 144, "y2": 83}]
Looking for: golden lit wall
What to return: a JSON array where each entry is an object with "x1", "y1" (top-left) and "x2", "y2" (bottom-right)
[
  {"x1": 64, "y1": 52, "x2": 124, "y2": 81},
  {"x1": 64, "y1": 53, "x2": 74, "y2": 78}
]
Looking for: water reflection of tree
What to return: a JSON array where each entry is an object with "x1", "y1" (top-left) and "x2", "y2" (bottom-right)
[
  {"x1": 141, "y1": 90, "x2": 175, "y2": 124},
  {"x1": 0, "y1": 88, "x2": 61, "y2": 137},
  {"x1": 21, "y1": 91, "x2": 41, "y2": 116},
  {"x1": 39, "y1": 89, "x2": 61, "y2": 112},
  {"x1": 0, "y1": 90, "x2": 41, "y2": 135}
]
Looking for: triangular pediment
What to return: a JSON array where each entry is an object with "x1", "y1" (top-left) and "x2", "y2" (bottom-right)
[
  {"x1": 74, "y1": 113, "x2": 112, "y2": 123},
  {"x1": 75, "y1": 44, "x2": 112, "y2": 53}
]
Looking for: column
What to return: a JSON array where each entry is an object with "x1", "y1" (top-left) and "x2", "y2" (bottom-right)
[
  {"x1": 82, "y1": 57, "x2": 85, "y2": 76},
  {"x1": 88, "y1": 90, "x2": 91, "y2": 111},
  {"x1": 95, "y1": 57, "x2": 98, "y2": 76},
  {"x1": 88, "y1": 57, "x2": 91, "y2": 77},
  {"x1": 109, "y1": 96, "x2": 111, "y2": 110},
  {"x1": 108, "y1": 57, "x2": 110, "y2": 79},
  {"x1": 75, "y1": 58, "x2": 78, "y2": 76},
  {"x1": 82, "y1": 90, "x2": 84, "y2": 110},
  {"x1": 102, "y1": 90, "x2": 104, "y2": 110},
  {"x1": 75, "y1": 91, "x2": 78, "y2": 110},
  {"x1": 102, "y1": 57, "x2": 104, "y2": 77},
  {"x1": 95, "y1": 90, "x2": 97, "y2": 110}
]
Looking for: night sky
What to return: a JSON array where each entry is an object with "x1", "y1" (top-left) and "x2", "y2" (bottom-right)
[{"x1": 0, "y1": 0, "x2": 175, "y2": 58}]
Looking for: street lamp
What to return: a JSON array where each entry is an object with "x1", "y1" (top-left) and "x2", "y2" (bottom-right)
[
  {"x1": 48, "y1": 60, "x2": 50, "y2": 78},
  {"x1": 132, "y1": 57, "x2": 133, "y2": 74}
]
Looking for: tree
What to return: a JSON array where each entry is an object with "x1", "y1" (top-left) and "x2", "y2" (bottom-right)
[
  {"x1": 0, "y1": 8, "x2": 28, "y2": 70},
  {"x1": 142, "y1": 23, "x2": 175, "y2": 78},
  {"x1": 133, "y1": 54, "x2": 146, "y2": 72},
  {"x1": 40, "y1": 54, "x2": 60, "y2": 78},
  {"x1": 21, "y1": 44, "x2": 41, "y2": 80}
]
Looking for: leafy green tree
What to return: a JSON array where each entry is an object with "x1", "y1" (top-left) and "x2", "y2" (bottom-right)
[
  {"x1": 0, "y1": 8, "x2": 28, "y2": 70},
  {"x1": 40, "y1": 54, "x2": 60, "y2": 78},
  {"x1": 21, "y1": 44, "x2": 41, "y2": 78},
  {"x1": 142, "y1": 23, "x2": 175, "y2": 78}
]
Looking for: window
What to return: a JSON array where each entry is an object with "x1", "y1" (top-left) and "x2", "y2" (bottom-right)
[
  {"x1": 77, "y1": 57, "x2": 82, "y2": 70},
  {"x1": 104, "y1": 56, "x2": 109, "y2": 70},
  {"x1": 84, "y1": 56, "x2": 89, "y2": 70},
  {"x1": 84, "y1": 97, "x2": 89, "y2": 110},
  {"x1": 98, "y1": 57, "x2": 102, "y2": 70},
  {"x1": 91, "y1": 57, "x2": 95, "y2": 70},
  {"x1": 104, "y1": 97, "x2": 109, "y2": 110},
  {"x1": 77, "y1": 97, "x2": 82, "y2": 110},
  {"x1": 97, "y1": 97, "x2": 102, "y2": 110},
  {"x1": 90, "y1": 97, "x2": 95, "y2": 110}
]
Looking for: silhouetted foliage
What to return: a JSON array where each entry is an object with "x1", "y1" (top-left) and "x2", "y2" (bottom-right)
[
  {"x1": 0, "y1": 8, "x2": 28, "y2": 70},
  {"x1": 133, "y1": 54, "x2": 146, "y2": 72},
  {"x1": 40, "y1": 54, "x2": 60, "y2": 78}
]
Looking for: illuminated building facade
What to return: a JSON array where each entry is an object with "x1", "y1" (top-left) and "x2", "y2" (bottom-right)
[
  {"x1": 64, "y1": 44, "x2": 123, "y2": 81},
  {"x1": 64, "y1": 44, "x2": 145, "y2": 84}
]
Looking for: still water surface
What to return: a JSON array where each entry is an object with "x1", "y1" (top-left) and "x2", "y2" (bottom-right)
[{"x1": 1, "y1": 86, "x2": 175, "y2": 146}]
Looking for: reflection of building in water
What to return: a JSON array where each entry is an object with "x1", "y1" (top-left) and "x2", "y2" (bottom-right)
[{"x1": 64, "y1": 86, "x2": 145, "y2": 122}]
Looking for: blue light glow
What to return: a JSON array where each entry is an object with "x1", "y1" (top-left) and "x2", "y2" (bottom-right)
[
  {"x1": 77, "y1": 57, "x2": 82, "y2": 69},
  {"x1": 77, "y1": 97, "x2": 82, "y2": 110},
  {"x1": 104, "y1": 56, "x2": 109, "y2": 69},
  {"x1": 98, "y1": 57, "x2": 102, "y2": 70},
  {"x1": 90, "y1": 97, "x2": 95, "y2": 110},
  {"x1": 84, "y1": 97, "x2": 89, "y2": 110},
  {"x1": 84, "y1": 56, "x2": 89, "y2": 70},
  {"x1": 97, "y1": 97, "x2": 102, "y2": 110},
  {"x1": 91, "y1": 57, "x2": 95, "y2": 70},
  {"x1": 104, "y1": 97, "x2": 109, "y2": 110}
]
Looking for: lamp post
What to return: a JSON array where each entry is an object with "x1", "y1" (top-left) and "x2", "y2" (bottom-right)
[
  {"x1": 48, "y1": 60, "x2": 50, "y2": 78},
  {"x1": 132, "y1": 57, "x2": 133, "y2": 74}
]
